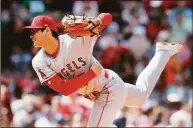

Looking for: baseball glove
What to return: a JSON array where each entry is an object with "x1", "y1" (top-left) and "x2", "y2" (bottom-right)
[{"x1": 61, "y1": 13, "x2": 100, "y2": 38}]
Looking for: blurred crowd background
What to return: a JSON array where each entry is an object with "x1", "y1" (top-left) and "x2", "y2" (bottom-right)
[{"x1": 1, "y1": 0, "x2": 192, "y2": 127}]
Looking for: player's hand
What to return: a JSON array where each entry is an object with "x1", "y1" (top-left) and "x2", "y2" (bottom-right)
[
  {"x1": 84, "y1": 18, "x2": 101, "y2": 31},
  {"x1": 90, "y1": 63, "x2": 102, "y2": 76}
]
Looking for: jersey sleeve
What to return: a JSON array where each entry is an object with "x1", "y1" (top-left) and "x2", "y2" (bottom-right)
[
  {"x1": 32, "y1": 57, "x2": 56, "y2": 85},
  {"x1": 43, "y1": 70, "x2": 96, "y2": 96},
  {"x1": 83, "y1": 35, "x2": 99, "y2": 52}
]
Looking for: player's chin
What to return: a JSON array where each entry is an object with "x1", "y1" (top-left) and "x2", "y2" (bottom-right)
[
  {"x1": 33, "y1": 42, "x2": 40, "y2": 47},
  {"x1": 32, "y1": 41, "x2": 36, "y2": 46},
  {"x1": 33, "y1": 44, "x2": 37, "y2": 47},
  {"x1": 33, "y1": 44, "x2": 41, "y2": 48}
]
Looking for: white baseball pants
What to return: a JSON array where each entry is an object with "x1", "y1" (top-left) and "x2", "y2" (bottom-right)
[{"x1": 87, "y1": 51, "x2": 171, "y2": 127}]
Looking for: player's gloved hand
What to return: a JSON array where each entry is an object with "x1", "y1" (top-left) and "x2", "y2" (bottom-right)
[
  {"x1": 90, "y1": 63, "x2": 102, "y2": 76},
  {"x1": 61, "y1": 14, "x2": 101, "y2": 38}
]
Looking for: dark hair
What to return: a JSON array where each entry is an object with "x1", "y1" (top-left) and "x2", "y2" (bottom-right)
[
  {"x1": 51, "y1": 30, "x2": 59, "y2": 39},
  {"x1": 40, "y1": 28, "x2": 59, "y2": 39}
]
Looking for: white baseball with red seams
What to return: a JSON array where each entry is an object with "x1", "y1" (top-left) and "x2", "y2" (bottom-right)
[{"x1": 32, "y1": 33, "x2": 183, "y2": 127}]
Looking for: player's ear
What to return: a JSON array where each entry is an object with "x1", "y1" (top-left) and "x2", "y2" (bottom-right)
[{"x1": 45, "y1": 27, "x2": 51, "y2": 35}]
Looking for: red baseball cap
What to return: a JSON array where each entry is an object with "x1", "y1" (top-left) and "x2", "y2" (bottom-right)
[{"x1": 23, "y1": 15, "x2": 57, "y2": 32}]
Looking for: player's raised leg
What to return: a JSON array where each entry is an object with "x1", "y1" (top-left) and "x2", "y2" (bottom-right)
[
  {"x1": 124, "y1": 42, "x2": 184, "y2": 107},
  {"x1": 87, "y1": 75, "x2": 127, "y2": 127}
]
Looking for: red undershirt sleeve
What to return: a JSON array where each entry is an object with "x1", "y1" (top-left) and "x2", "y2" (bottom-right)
[
  {"x1": 43, "y1": 70, "x2": 96, "y2": 96},
  {"x1": 97, "y1": 13, "x2": 113, "y2": 32}
]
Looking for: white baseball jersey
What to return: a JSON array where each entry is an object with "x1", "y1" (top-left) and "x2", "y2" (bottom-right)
[{"x1": 32, "y1": 34, "x2": 110, "y2": 95}]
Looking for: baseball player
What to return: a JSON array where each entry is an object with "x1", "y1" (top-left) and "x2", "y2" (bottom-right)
[{"x1": 23, "y1": 13, "x2": 183, "y2": 127}]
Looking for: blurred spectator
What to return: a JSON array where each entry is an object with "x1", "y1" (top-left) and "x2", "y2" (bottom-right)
[
  {"x1": 169, "y1": 110, "x2": 192, "y2": 127},
  {"x1": 117, "y1": 48, "x2": 137, "y2": 84},
  {"x1": 18, "y1": 5, "x2": 31, "y2": 21},
  {"x1": 100, "y1": 45, "x2": 120, "y2": 69},
  {"x1": 1, "y1": 9, "x2": 10, "y2": 29},
  {"x1": 167, "y1": 1, "x2": 192, "y2": 34},
  {"x1": 9, "y1": 45, "x2": 23, "y2": 71},
  {"x1": 12, "y1": 109, "x2": 34, "y2": 127},
  {"x1": 163, "y1": 55, "x2": 182, "y2": 86},
  {"x1": 181, "y1": 35, "x2": 192, "y2": 70},
  {"x1": 98, "y1": 21, "x2": 120, "y2": 50},
  {"x1": 35, "y1": 116, "x2": 55, "y2": 127},
  {"x1": 1, "y1": 107, "x2": 11, "y2": 127},
  {"x1": 164, "y1": 73, "x2": 192, "y2": 104},
  {"x1": 121, "y1": 1, "x2": 148, "y2": 26},
  {"x1": 169, "y1": 10, "x2": 191, "y2": 43},
  {"x1": 29, "y1": 0, "x2": 45, "y2": 15},
  {"x1": 145, "y1": 1, "x2": 167, "y2": 43},
  {"x1": 98, "y1": 21, "x2": 121, "y2": 69},
  {"x1": 120, "y1": 25, "x2": 132, "y2": 41},
  {"x1": 10, "y1": 46, "x2": 32, "y2": 72},
  {"x1": 157, "y1": 30, "x2": 171, "y2": 42},
  {"x1": 73, "y1": 1, "x2": 99, "y2": 17},
  {"x1": 11, "y1": 1, "x2": 20, "y2": 12},
  {"x1": 127, "y1": 25, "x2": 151, "y2": 60},
  {"x1": 18, "y1": 69, "x2": 39, "y2": 94}
]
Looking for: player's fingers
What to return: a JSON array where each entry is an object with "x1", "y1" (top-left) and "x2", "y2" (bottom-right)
[
  {"x1": 84, "y1": 23, "x2": 93, "y2": 30},
  {"x1": 89, "y1": 93, "x2": 96, "y2": 99}
]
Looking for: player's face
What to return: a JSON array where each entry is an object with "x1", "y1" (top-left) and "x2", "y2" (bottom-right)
[
  {"x1": 30, "y1": 28, "x2": 44, "y2": 47},
  {"x1": 30, "y1": 28, "x2": 51, "y2": 47}
]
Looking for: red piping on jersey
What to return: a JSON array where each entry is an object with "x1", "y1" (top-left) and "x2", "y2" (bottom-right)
[
  {"x1": 43, "y1": 70, "x2": 96, "y2": 96},
  {"x1": 104, "y1": 70, "x2": 108, "y2": 79},
  {"x1": 46, "y1": 40, "x2": 60, "y2": 58},
  {"x1": 97, "y1": 87, "x2": 109, "y2": 127}
]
